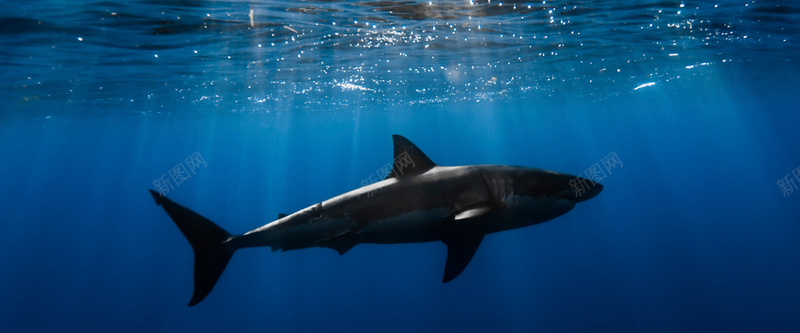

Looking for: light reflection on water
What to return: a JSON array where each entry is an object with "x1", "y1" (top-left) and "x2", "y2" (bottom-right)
[{"x1": 1, "y1": 0, "x2": 798, "y2": 111}]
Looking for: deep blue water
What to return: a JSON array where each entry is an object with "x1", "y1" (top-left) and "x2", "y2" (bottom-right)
[{"x1": 2, "y1": 0, "x2": 800, "y2": 332}]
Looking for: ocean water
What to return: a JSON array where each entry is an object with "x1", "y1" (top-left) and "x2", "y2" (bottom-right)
[{"x1": 2, "y1": 0, "x2": 800, "y2": 331}]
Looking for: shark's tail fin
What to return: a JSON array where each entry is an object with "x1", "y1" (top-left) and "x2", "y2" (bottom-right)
[{"x1": 148, "y1": 190, "x2": 234, "y2": 306}]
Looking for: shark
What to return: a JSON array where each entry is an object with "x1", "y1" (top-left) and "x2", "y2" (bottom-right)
[{"x1": 149, "y1": 135, "x2": 603, "y2": 306}]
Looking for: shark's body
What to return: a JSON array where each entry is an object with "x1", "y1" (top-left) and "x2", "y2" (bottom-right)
[{"x1": 150, "y1": 135, "x2": 602, "y2": 306}]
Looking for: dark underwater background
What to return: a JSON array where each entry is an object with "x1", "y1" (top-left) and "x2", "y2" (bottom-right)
[{"x1": 2, "y1": 0, "x2": 800, "y2": 332}]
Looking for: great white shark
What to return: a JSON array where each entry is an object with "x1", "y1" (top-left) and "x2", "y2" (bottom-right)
[{"x1": 149, "y1": 135, "x2": 603, "y2": 306}]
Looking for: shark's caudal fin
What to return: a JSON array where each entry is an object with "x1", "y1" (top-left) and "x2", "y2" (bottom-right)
[{"x1": 148, "y1": 190, "x2": 234, "y2": 306}]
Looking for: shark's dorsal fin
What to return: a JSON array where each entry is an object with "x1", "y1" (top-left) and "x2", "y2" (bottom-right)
[
  {"x1": 278, "y1": 213, "x2": 288, "y2": 219},
  {"x1": 442, "y1": 232, "x2": 485, "y2": 283},
  {"x1": 385, "y1": 134, "x2": 437, "y2": 180}
]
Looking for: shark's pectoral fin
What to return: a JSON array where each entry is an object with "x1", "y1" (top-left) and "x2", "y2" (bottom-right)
[{"x1": 442, "y1": 232, "x2": 485, "y2": 283}]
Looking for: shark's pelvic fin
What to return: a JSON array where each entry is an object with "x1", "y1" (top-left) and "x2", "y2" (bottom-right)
[
  {"x1": 324, "y1": 241, "x2": 358, "y2": 255},
  {"x1": 149, "y1": 190, "x2": 235, "y2": 307},
  {"x1": 385, "y1": 134, "x2": 437, "y2": 180}
]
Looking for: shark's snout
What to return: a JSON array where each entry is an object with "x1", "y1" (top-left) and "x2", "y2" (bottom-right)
[{"x1": 564, "y1": 178, "x2": 603, "y2": 203}]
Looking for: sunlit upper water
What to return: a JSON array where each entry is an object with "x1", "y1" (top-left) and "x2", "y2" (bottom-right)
[{"x1": 3, "y1": 0, "x2": 798, "y2": 111}]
